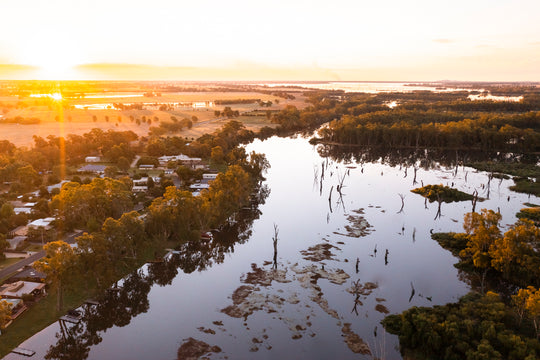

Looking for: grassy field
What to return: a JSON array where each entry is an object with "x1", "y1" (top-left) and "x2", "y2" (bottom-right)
[{"x1": 1, "y1": 91, "x2": 303, "y2": 146}]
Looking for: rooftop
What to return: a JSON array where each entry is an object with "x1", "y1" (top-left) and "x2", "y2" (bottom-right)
[{"x1": 0, "y1": 281, "x2": 46, "y2": 299}]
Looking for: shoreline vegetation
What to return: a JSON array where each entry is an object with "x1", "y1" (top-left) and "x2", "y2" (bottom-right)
[
  {"x1": 383, "y1": 211, "x2": 540, "y2": 359},
  {"x1": 1, "y1": 81, "x2": 540, "y2": 358}
]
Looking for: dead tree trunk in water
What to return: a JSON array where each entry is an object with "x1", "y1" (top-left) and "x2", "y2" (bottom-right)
[
  {"x1": 328, "y1": 186, "x2": 333, "y2": 213},
  {"x1": 472, "y1": 190, "x2": 478, "y2": 213},
  {"x1": 486, "y1": 173, "x2": 493, "y2": 199},
  {"x1": 412, "y1": 166, "x2": 418, "y2": 185},
  {"x1": 272, "y1": 223, "x2": 279, "y2": 269},
  {"x1": 434, "y1": 193, "x2": 442, "y2": 220},
  {"x1": 397, "y1": 193, "x2": 405, "y2": 214}
]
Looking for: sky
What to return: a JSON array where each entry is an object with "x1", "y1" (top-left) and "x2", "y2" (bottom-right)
[{"x1": 0, "y1": 0, "x2": 539, "y2": 81}]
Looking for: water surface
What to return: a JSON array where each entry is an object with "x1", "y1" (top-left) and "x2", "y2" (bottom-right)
[{"x1": 5, "y1": 136, "x2": 537, "y2": 360}]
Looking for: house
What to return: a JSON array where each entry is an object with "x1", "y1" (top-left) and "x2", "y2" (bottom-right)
[
  {"x1": 158, "y1": 154, "x2": 202, "y2": 168},
  {"x1": 0, "y1": 281, "x2": 46, "y2": 299},
  {"x1": 8, "y1": 226, "x2": 28, "y2": 238},
  {"x1": 13, "y1": 207, "x2": 32, "y2": 215},
  {"x1": 28, "y1": 217, "x2": 55, "y2": 230},
  {"x1": 133, "y1": 177, "x2": 149, "y2": 186},
  {"x1": 78, "y1": 164, "x2": 106, "y2": 174},
  {"x1": 9, "y1": 201, "x2": 33, "y2": 215},
  {"x1": 85, "y1": 156, "x2": 101, "y2": 163},
  {"x1": 47, "y1": 180, "x2": 69, "y2": 193},
  {"x1": 202, "y1": 173, "x2": 218, "y2": 180},
  {"x1": 7, "y1": 235, "x2": 26, "y2": 250},
  {"x1": 139, "y1": 164, "x2": 154, "y2": 170},
  {"x1": 132, "y1": 186, "x2": 148, "y2": 193},
  {"x1": 190, "y1": 183, "x2": 210, "y2": 191}
]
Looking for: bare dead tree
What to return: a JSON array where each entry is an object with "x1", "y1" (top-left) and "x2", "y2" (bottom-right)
[
  {"x1": 403, "y1": 167, "x2": 408, "y2": 178},
  {"x1": 328, "y1": 186, "x2": 333, "y2": 213},
  {"x1": 409, "y1": 282, "x2": 416, "y2": 302},
  {"x1": 412, "y1": 166, "x2": 418, "y2": 185},
  {"x1": 272, "y1": 223, "x2": 279, "y2": 269},
  {"x1": 397, "y1": 193, "x2": 406, "y2": 214},
  {"x1": 472, "y1": 190, "x2": 478, "y2": 213},
  {"x1": 486, "y1": 173, "x2": 493, "y2": 199},
  {"x1": 412, "y1": 227, "x2": 416, "y2": 243},
  {"x1": 454, "y1": 150, "x2": 459, "y2": 177},
  {"x1": 434, "y1": 193, "x2": 442, "y2": 220},
  {"x1": 337, "y1": 172, "x2": 346, "y2": 195}
]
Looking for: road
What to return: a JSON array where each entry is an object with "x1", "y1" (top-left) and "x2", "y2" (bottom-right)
[{"x1": 0, "y1": 230, "x2": 82, "y2": 281}]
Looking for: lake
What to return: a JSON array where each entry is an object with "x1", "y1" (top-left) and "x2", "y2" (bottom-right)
[{"x1": 4, "y1": 135, "x2": 537, "y2": 360}]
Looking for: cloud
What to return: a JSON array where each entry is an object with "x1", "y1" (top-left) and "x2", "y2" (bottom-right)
[{"x1": 433, "y1": 39, "x2": 454, "y2": 44}]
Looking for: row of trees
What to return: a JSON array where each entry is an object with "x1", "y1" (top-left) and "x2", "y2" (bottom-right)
[{"x1": 316, "y1": 112, "x2": 540, "y2": 152}]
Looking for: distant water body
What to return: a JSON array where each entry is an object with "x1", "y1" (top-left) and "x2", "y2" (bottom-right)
[{"x1": 258, "y1": 81, "x2": 471, "y2": 93}]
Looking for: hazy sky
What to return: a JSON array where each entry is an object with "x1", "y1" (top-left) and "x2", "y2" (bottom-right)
[{"x1": 1, "y1": 0, "x2": 539, "y2": 80}]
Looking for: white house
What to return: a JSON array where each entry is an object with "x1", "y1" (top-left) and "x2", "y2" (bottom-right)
[
  {"x1": 28, "y1": 217, "x2": 55, "y2": 230},
  {"x1": 85, "y1": 156, "x2": 101, "y2": 163},
  {"x1": 78, "y1": 164, "x2": 106, "y2": 174}
]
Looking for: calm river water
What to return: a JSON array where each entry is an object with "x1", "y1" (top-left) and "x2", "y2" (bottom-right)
[{"x1": 5, "y1": 135, "x2": 538, "y2": 360}]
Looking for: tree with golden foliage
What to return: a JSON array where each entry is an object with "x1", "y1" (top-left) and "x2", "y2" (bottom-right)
[
  {"x1": 34, "y1": 241, "x2": 77, "y2": 312},
  {"x1": 0, "y1": 300, "x2": 12, "y2": 330},
  {"x1": 513, "y1": 286, "x2": 540, "y2": 338},
  {"x1": 490, "y1": 220, "x2": 540, "y2": 284},
  {"x1": 460, "y1": 209, "x2": 502, "y2": 293}
]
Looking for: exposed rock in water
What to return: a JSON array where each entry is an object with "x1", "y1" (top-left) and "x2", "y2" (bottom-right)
[
  {"x1": 333, "y1": 208, "x2": 373, "y2": 238},
  {"x1": 197, "y1": 327, "x2": 216, "y2": 335},
  {"x1": 212, "y1": 321, "x2": 223, "y2": 326},
  {"x1": 375, "y1": 304, "x2": 390, "y2": 314},
  {"x1": 243, "y1": 263, "x2": 291, "y2": 286},
  {"x1": 232, "y1": 285, "x2": 254, "y2": 305},
  {"x1": 221, "y1": 287, "x2": 285, "y2": 319},
  {"x1": 177, "y1": 338, "x2": 222, "y2": 360},
  {"x1": 300, "y1": 243, "x2": 340, "y2": 262},
  {"x1": 341, "y1": 323, "x2": 371, "y2": 355},
  {"x1": 291, "y1": 264, "x2": 350, "y2": 286}
]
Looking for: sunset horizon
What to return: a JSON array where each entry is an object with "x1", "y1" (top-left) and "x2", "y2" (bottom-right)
[{"x1": 2, "y1": 0, "x2": 539, "y2": 82}]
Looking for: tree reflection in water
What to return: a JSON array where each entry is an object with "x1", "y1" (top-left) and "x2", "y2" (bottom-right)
[
  {"x1": 44, "y1": 184, "x2": 269, "y2": 360},
  {"x1": 317, "y1": 144, "x2": 536, "y2": 170}
]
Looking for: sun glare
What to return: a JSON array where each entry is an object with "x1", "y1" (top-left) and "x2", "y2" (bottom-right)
[
  {"x1": 15, "y1": 34, "x2": 84, "y2": 80},
  {"x1": 50, "y1": 92, "x2": 63, "y2": 101}
]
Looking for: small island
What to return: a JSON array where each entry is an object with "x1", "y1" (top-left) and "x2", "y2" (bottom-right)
[{"x1": 411, "y1": 184, "x2": 476, "y2": 203}]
